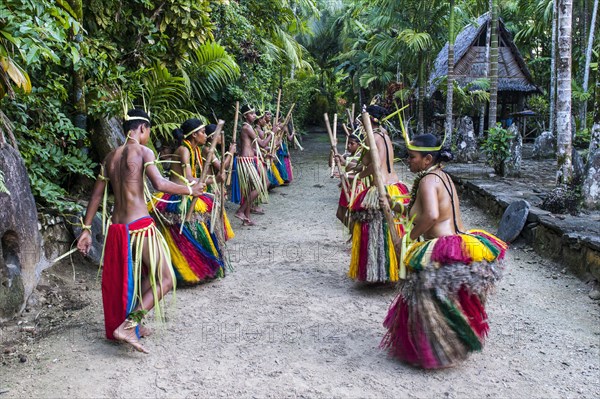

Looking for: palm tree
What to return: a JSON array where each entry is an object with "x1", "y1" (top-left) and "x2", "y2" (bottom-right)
[
  {"x1": 550, "y1": 0, "x2": 558, "y2": 135},
  {"x1": 445, "y1": 0, "x2": 456, "y2": 145},
  {"x1": 556, "y1": 0, "x2": 573, "y2": 184},
  {"x1": 580, "y1": 0, "x2": 598, "y2": 131},
  {"x1": 488, "y1": 0, "x2": 499, "y2": 130}
]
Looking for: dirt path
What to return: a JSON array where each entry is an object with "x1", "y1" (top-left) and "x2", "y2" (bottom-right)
[{"x1": 1, "y1": 130, "x2": 599, "y2": 398}]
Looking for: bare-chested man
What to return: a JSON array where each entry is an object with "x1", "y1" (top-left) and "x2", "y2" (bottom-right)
[
  {"x1": 234, "y1": 104, "x2": 272, "y2": 225},
  {"x1": 77, "y1": 109, "x2": 205, "y2": 353}
]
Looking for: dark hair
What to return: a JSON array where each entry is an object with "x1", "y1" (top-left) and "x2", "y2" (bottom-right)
[
  {"x1": 366, "y1": 105, "x2": 388, "y2": 123},
  {"x1": 348, "y1": 134, "x2": 360, "y2": 143},
  {"x1": 205, "y1": 124, "x2": 217, "y2": 137},
  {"x1": 173, "y1": 118, "x2": 204, "y2": 147},
  {"x1": 410, "y1": 133, "x2": 454, "y2": 163},
  {"x1": 123, "y1": 108, "x2": 151, "y2": 133}
]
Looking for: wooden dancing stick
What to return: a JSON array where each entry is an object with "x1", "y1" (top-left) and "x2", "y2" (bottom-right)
[
  {"x1": 342, "y1": 123, "x2": 350, "y2": 150},
  {"x1": 218, "y1": 117, "x2": 226, "y2": 233},
  {"x1": 346, "y1": 108, "x2": 355, "y2": 131},
  {"x1": 324, "y1": 113, "x2": 350, "y2": 203},
  {"x1": 361, "y1": 111, "x2": 403, "y2": 263},
  {"x1": 330, "y1": 113, "x2": 337, "y2": 177},
  {"x1": 186, "y1": 119, "x2": 225, "y2": 222},
  {"x1": 274, "y1": 88, "x2": 282, "y2": 126},
  {"x1": 226, "y1": 101, "x2": 239, "y2": 186},
  {"x1": 270, "y1": 103, "x2": 296, "y2": 158}
]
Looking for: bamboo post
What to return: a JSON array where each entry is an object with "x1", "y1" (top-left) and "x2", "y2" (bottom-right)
[
  {"x1": 186, "y1": 119, "x2": 225, "y2": 222},
  {"x1": 361, "y1": 111, "x2": 403, "y2": 264},
  {"x1": 346, "y1": 108, "x2": 355, "y2": 131},
  {"x1": 324, "y1": 113, "x2": 350, "y2": 203},
  {"x1": 226, "y1": 102, "x2": 239, "y2": 186},
  {"x1": 330, "y1": 113, "x2": 337, "y2": 177},
  {"x1": 270, "y1": 103, "x2": 296, "y2": 159}
]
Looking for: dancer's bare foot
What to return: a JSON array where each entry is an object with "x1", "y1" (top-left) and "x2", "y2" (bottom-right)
[
  {"x1": 234, "y1": 212, "x2": 248, "y2": 222},
  {"x1": 250, "y1": 207, "x2": 265, "y2": 215},
  {"x1": 113, "y1": 322, "x2": 149, "y2": 354},
  {"x1": 242, "y1": 219, "x2": 257, "y2": 226},
  {"x1": 138, "y1": 325, "x2": 152, "y2": 338}
]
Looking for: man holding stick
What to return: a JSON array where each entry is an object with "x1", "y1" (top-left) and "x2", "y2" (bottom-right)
[{"x1": 233, "y1": 104, "x2": 271, "y2": 226}]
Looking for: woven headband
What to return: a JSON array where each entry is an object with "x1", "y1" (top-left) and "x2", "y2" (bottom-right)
[
  {"x1": 385, "y1": 104, "x2": 447, "y2": 152},
  {"x1": 184, "y1": 124, "x2": 205, "y2": 138},
  {"x1": 124, "y1": 115, "x2": 151, "y2": 124},
  {"x1": 243, "y1": 108, "x2": 255, "y2": 115}
]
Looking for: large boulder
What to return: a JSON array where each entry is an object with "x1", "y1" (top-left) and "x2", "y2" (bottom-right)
[
  {"x1": 532, "y1": 131, "x2": 556, "y2": 159},
  {"x1": 503, "y1": 124, "x2": 522, "y2": 177},
  {"x1": 0, "y1": 144, "x2": 42, "y2": 321},
  {"x1": 572, "y1": 147, "x2": 585, "y2": 185},
  {"x1": 582, "y1": 148, "x2": 600, "y2": 210},
  {"x1": 89, "y1": 116, "x2": 125, "y2": 161},
  {"x1": 455, "y1": 116, "x2": 479, "y2": 162}
]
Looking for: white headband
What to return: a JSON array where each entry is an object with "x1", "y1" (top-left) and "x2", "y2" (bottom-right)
[{"x1": 184, "y1": 124, "x2": 205, "y2": 138}]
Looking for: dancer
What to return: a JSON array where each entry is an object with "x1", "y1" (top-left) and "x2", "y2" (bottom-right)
[
  {"x1": 334, "y1": 133, "x2": 364, "y2": 225},
  {"x1": 347, "y1": 105, "x2": 410, "y2": 283},
  {"x1": 148, "y1": 119, "x2": 225, "y2": 283},
  {"x1": 77, "y1": 109, "x2": 205, "y2": 353},
  {"x1": 233, "y1": 104, "x2": 270, "y2": 225},
  {"x1": 381, "y1": 133, "x2": 507, "y2": 369}
]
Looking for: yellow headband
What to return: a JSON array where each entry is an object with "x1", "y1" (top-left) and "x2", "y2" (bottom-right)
[
  {"x1": 184, "y1": 124, "x2": 205, "y2": 138},
  {"x1": 243, "y1": 108, "x2": 255, "y2": 116}
]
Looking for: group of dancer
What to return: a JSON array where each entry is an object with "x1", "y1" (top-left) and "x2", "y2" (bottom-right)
[
  {"x1": 76, "y1": 104, "x2": 297, "y2": 353},
  {"x1": 334, "y1": 104, "x2": 508, "y2": 369},
  {"x1": 74, "y1": 99, "x2": 508, "y2": 369}
]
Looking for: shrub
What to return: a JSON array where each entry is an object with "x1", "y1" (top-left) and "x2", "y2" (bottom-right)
[{"x1": 481, "y1": 123, "x2": 513, "y2": 175}]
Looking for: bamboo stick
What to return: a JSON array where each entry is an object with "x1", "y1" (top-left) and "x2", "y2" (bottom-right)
[
  {"x1": 324, "y1": 113, "x2": 350, "y2": 203},
  {"x1": 226, "y1": 101, "x2": 239, "y2": 186}
]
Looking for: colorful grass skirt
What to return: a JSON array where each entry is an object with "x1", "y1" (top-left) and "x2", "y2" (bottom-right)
[{"x1": 381, "y1": 229, "x2": 508, "y2": 368}]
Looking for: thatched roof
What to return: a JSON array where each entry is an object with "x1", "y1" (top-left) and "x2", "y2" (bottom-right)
[{"x1": 428, "y1": 13, "x2": 541, "y2": 96}]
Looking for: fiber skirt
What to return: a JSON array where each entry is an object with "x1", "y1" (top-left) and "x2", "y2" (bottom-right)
[
  {"x1": 348, "y1": 182, "x2": 410, "y2": 282},
  {"x1": 381, "y1": 230, "x2": 507, "y2": 368},
  {"x1": 148, "y1": 193, "x2": 233, "y2": 284}
]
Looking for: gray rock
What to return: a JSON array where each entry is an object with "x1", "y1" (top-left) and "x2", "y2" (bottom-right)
[
  {"x1": 89, "y1": 116, "x2": 125, "y2": 161},
  {"x1": 68, "y1": 212, "x2": 105, "y2": 266},
  {"x1": 503, "y1": 125, "x2": 522, "y2": 177},
  {"x1": 497, "y1": 200, "x2": 530, "y2": 243},
  {"x1": 589, "y1": 122, "x2": 600, "y2": 156},
  {"x1": 582, "y1": 148, "x2": 600, "y2": 210},
  {"x1": 589, "y1": 288, "x2": 600, "y2": 300},
  {"x1": 572, "y1": 147, "x2": 585, "y2": 184},
  {"x1": 0, "y1": 144, "x2": 42, "y2": 321},
  {"x1": 455, "y1": 116, "x2": 479, "y2": 162},
  {"x1": 533, "y1": 131, "x2": 556, "y2": 159}
]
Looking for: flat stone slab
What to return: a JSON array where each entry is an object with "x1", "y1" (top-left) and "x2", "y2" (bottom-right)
[{"x1": 497, "y1": 200, "x2": 530, "y2": 243}]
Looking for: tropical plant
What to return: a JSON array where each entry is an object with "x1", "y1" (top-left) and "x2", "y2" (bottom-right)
[
  {"x1": 481, "y1": 123, "x2": 513, "y2": 174},
  {"x1": 0, "y1": 170, "x2": 10, "y2": 195}
]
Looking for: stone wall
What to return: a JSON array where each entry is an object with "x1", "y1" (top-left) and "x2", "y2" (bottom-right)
[{"x1": 450, "y1": 175, "x2": 600, "y2": 282}]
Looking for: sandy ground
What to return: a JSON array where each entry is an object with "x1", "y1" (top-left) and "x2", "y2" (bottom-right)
[{"x1": 1, "y1": 130, "x2": 599, "y2": 398}]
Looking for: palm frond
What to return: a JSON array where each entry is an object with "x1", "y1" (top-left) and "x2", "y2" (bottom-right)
[{"x1": 188, "y1": 41, "x2": 240, "y2": 99}]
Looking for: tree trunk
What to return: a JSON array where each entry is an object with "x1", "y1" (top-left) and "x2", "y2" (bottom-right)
[
  {"x1": 590, "y1": 39, "x2": 600, "y2": 155},
  {"x1": 445, "y1": 0, "x2": 456, "y2": 146},
  {"x1": 580, "y1": 0, "x2": 598, "y2": 132},
  {"x1": 550, "y1": 0, "x2": 558, "y2": 135},
  {"x1": 479, "y1": 17, "x2": 491, "y2": 138},
  {"x1": 417, "y1": 56, "x2": 425, "y2": 135},
  {"x1": 556, "y1": 0, "x2": 573, "y2": 184},
  {"x1": 488, "y1": 0, "x2": 499, "y2": 131}
]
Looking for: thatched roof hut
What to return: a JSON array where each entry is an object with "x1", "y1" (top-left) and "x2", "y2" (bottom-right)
[{"x1": 428, "y1": 13, "x2": 540, "y2": 101}]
